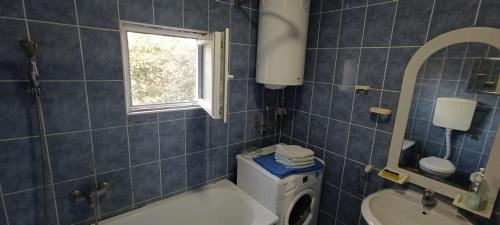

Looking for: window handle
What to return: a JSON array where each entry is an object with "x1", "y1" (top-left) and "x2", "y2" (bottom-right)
[{"x1": 227, "y1": 74, "x2": 234, "y2": 79}]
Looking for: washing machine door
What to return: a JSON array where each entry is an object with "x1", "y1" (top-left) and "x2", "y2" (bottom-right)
[{"x1": 284, "y1": 188, "x2": 316, "y2": 225}]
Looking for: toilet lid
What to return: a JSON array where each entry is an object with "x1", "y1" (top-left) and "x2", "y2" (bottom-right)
[{"x1": 419, "y1": 157, "x2": 456, "y2": 173}]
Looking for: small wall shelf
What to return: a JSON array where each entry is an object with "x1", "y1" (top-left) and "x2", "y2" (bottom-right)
[
  {"x1": 355, "y1": 85, "x2": 371, "y2": 91},
  {"x1": 378, "y1": 167, "x2": 408, "y2": 184},
  {"x1": 453, "y1": 194, "x2": 494, "y2": 218},
  {"x1": 369, "y1": 107, "x2": 392, "y2": 116}
]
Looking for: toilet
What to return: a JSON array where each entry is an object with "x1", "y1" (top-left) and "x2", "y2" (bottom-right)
[
  {"x1": 419, "y1": 156, "x2": 456, "y2": 179},
  {"x1": 418, "y1": 98, "x2": 477, "y2": 179}
]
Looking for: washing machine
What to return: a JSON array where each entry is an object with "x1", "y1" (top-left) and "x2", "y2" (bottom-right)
[{"x1": 237, "y1": 145, "x2": 324, "y2": 225}]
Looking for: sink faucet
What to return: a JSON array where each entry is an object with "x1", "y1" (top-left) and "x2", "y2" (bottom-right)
[
  {"x1": 70, "y1": 182, "x2": 112, "y2": 225},
  {"x1": 422, "y1": 189, "x2": 437, "y2": 207}
]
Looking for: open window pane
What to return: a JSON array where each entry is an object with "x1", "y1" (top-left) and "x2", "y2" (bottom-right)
[{"x1": 127, "y1": 32, "x2": 198, "y2": 107}]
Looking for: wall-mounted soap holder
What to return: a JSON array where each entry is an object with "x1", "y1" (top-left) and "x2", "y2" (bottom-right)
[
  {"x1": 453, "y1": 194, "x2": 494, "y2": 218},
  {"x1": 378, "y1": 167, "x2": 408, "y2": 184},
  {"x1": 355, "y1": 85, "x2": 371, "y2": 91},
  {"x1": 369, "y1": 107, "x2": 392, "y2": 117}
]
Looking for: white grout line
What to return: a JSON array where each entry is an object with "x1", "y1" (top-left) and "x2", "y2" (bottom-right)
[
  {"x1": 74, "y1": 0, "x2": 101, "y2": 219},
  {"x1": 424, "y1": 0, "x2": 436, "y2": 43},
  {"x1": 152, "y1": 0, "x2": 156, "y2": 24},
  {"x1": 20, "y1": 0, "x2": 30, "y2": 41},
  {"x1": 473, "y1": 0, "x2": 483, "y2": 26},
  {"x1": 0, "y1": 184, "x2": 10, "y2": 225},
  {"x1": 156, "y1": 113, "x2": 163, "y2": 196}
]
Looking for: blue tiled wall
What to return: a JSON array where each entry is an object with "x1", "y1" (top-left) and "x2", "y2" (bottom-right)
[
  {"x1": 279, "y1": 0, "x2": 500, "y2": 224},
  {"x1": 406, "y1": 43, "x2": 500, "y2": 187},
  {"x1": 0, "y1": 0, "x2": 279, "y2": 225}
]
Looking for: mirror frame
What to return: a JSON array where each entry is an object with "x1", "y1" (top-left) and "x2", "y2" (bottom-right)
[{"x1": 387, "y1": 27, "x2": 500, "y2": 218}]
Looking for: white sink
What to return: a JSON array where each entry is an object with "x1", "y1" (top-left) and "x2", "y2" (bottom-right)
[{"x1": 361, "y1": 189, "x2": 473, "y2": 225}]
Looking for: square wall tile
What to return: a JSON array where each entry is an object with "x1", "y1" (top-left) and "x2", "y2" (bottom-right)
[
  {"x1": 319, "y1": 183, "x2": 339, "y2": 214},
  {"x1": 476, "y1": 0, "x2": 500, "y2": 28},
  {"x1": 80, "y1": 28, "x2": 123, "y2": 80},
  {"x1": 337, "y1": 192, "x2": 362, "y2": 225},
  {"x1": 0, "y1": 137, "x2": 42, "y2": 194},
  {"x1": 427, "y1": 0, "x2": 479, "y2": 40},
  {"x1": 230, "y1": 44, "x2": 249, "y2": 79},
  {"x1": 0, "y1": 0, "x2": 23, "y2": 18},
  {"x1": 42, "y1": 82, "x2": 89, "y2": 134},
  {"x1": 323, "y1": 152, "x2": 344, "y2": 187},
  {"x1": 357, "y1": 48, "x2": 388, "y2": 89},
  {"x1": 294, "y1": 82, "x2": 313, "y2": 112},
  {"x1": 119, "y1": 0, "x2": 153, "y2": 23},
  {"x1": 54, "y1": 177, "x2": 94, "y2": 225},
  {"x1": 209, "y1": 118, "x2": 228, "y2": 148},
  {"x1": 334, "y1": 49, "x2": 360, "y2": 86},
  {"x1": 322, "y1": 0, "x2": 342, "y2": 11},
  {"x1": 330, "y1": 85, "x2": 354, "y2": 122},
  {"x1": 29, "y1": 22, "x2": 83, "y2": 80},
  {"x1": 159, "y1": 120, "x2": 186, "y2": 158},
  {"x1": 86, "y1": 81, "x2": 126, "y2": 129},
  {"x1": 326, "y1": 119, "x2": 349, "y2": 155},
  {"x1": 338, "y1": 7, "x2": 365, "y2": 47},
  {"x1": 48, "y1": 131, "x2": 93, "y2": 182},
  {"x1": 230, "y1": 6, "x2": 250, "y2": 44},
  {"x1": 292, "y1": 111, "x2": 309, "y2": 142},
  {"x1": 25, "y1": 0, "x2": 76, "y2": 24},
  {"x1": 154, "y1": 0, "x2": 183, "y2": 27},
  {"x1": 210, "y1": 0, "x2": 230, "y2": 32},
  {"x1": 187, "y1": 151, "x2": 207, "y2": 187},
  {"x1": 128, "y1": 113, "x2": 158, "y2": 125},
  {"x1": 314, "y1": 49, "x2": 336, "y2": 83},
  {"x1": 0, "y1": 83, "x2": 38, "y2": 139},
  {"x1": 391, "y1": 0, "x2": 433, "y2": 46},
  {"x1": 129, "y1": 123, "x2": 159, "y2": 165},
  {"x1": 186, "y1": 117, "x2": 208, "y2": 153},
  {"x1": 229, "y1": 79, "x2": 248, "y2": 113},
  {"x1": 228, "y1": 112, "x2": 246, "y2": 144},
  {"x1": 308, "y1": 115, "x2": 328, "y2": 148},
  {"x1": 311, "y1": 83, "x2": 333, "y2": 117},
  {"x1": 158, "y1": 111, "x2": 184, "y2": 121},
  {"x1": 162, "y1": 156, "x2": 186, "y2": 194},
  {"x1": 341, "y1": 159, "x2": 367, "y2": 198},
  {"x1": 352, "y1": 89, "x2": 380, "y2": 128},
  {"x1": 4, "y1": 188, "x2": 58, "y2": 225},
  {"x1": 372, "y1": 131, "x2": 391, "y2": 170},
  {"x1": 132, "y1": 162, "x2": 161, "y2": 203},
  {"x1": 346, "y1": 125, "x2": 374, "y2": 164},
  {"x1": 384, "y1": 47, "x2": 418, "y2": 91},
  {"x1": 97, "y1": 169, "x2": 133, "y2": 215},
  {"x1": 317, "y1": 11, "x2": 341, "y2": 48},
  {"x1": 0, "y1": 19, "x2": 27, "y2": 80},
  {"x1": 184, "y1": 0, "x2": 208, "y2": 30},
  {"x1": 307, "y1": 14, "x2": 321, "y2": 48},
  {"x1": 377, "y1": 91, "x2": 399, "y2": 132},
  {"x1": 76, "y1": 0, "x2": 119, "y2": 29},
  {"x1": 209, "y1": 147, "x2": 227, "y2": 180},
  {"x1": 246, "y1": 110, "x2": 263, "y2": 140},
  {"x1": 247, "y1": 81, "x2": 263, "y2": 110},
  {"x1": 92, "y1": 127, "x2": 129, "y2": 173},
  {"x1": 362, "y1": 2, "x2": 396, "y2": 47}
]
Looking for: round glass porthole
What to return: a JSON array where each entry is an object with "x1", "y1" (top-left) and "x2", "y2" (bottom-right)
[{"x1": 288, "y1": 194, "x2": 312, "y2": 225}]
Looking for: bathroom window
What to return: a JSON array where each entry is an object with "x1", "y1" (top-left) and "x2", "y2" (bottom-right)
[{"x1": 121, "y1": 22, "x2": 230, "y2": 122}]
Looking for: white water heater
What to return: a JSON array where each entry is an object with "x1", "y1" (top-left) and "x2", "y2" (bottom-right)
[{"x1": 256, "y1": 0, "x2": 311, "y2": 89}]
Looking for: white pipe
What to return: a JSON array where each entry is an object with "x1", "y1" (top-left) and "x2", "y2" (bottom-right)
[{"x1": 444, "y1": 128, "x2": 453, "y2": 159}]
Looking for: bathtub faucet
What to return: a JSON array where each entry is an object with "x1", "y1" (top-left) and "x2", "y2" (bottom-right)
[
  {"x1": 70, "y1": 182, "x2": 112, "y2": 206},
  {"x1": 70, "y1": 182, "x2": 112, "y2": 225}
]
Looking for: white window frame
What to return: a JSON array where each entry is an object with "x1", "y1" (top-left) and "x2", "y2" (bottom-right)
[{"x1": 120, "y1": 21, "x2": 231, "y2": 122}]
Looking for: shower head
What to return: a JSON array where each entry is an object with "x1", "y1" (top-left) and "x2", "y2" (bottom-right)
[{"x1": 19, "y1": 39, "x2": 38, "y2": 58}]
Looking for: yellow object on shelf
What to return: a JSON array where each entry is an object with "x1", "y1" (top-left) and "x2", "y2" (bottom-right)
[
  {"x1": 453, "y1": 194, "x2": 494, "y2": 218},
  {"x1": 355, "y1": 85, "x2": 371, "y2": 91},
  {"x1": 378, "y1": 167, "x2": 408, "y2": 184},
  {"x1": 369, "y1": 107, "x2": 392, "y2": 116}
]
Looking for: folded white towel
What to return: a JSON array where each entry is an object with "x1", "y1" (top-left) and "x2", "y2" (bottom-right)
[
  {"x1": 276, "y1": 156, "x2": 313, "y2": 166},
  {"x1": 276, "y1": 144, "x2": 314, "y2": 159},
  {"x1": 276, "y1": 159, "x2": 315, "y2": 169},
  {"x1": 275, "y1": 153, "x2": 314, "y2": 163}
]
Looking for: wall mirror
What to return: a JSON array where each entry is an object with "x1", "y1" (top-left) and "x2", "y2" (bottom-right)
[{"x1": 387, "y1": 27, "x2": 500, "y2": 218}]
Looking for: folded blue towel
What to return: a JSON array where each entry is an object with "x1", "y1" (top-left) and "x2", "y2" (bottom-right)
[{"x1": 254, "y1": 153, "x2": 324, "y2": 178}]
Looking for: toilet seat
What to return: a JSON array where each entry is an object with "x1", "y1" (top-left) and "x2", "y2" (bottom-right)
[{"x1": 419, "y1": 156, "x2": 456, "y2": 174}]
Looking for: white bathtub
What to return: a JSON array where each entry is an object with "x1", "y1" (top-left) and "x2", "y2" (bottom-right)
[{"x1": 98, "y1": 180, "x2": 278, "y2": 225}]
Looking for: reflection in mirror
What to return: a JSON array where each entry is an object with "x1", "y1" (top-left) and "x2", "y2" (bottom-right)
[{"x1": 399, "y1": 43, "x2": 500, "y2": 190}]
